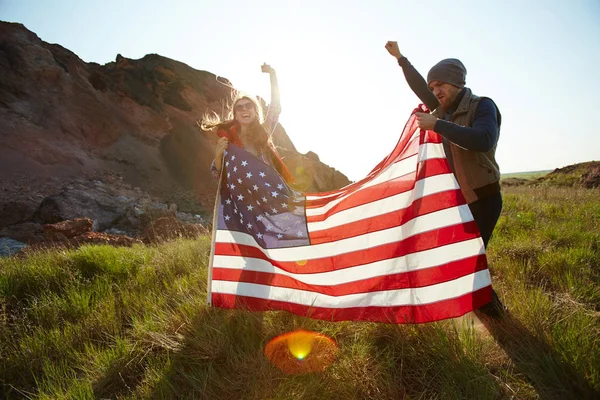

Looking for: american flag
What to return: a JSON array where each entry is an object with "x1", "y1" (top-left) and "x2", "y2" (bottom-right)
[{"x1": 208, "y1": 107, "x2": 493, "y2": 324}]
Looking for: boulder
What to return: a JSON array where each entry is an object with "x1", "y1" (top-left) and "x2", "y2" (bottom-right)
[
  {"x1": 43, "y1": 218, "x2": 93, "y2": 241},
  {"x1": 33, "y1": 188, "x2": 128, "y2": 229}
]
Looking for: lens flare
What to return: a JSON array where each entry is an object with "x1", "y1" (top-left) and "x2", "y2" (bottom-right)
[
  {"x1": 293, "y1": 165, "x2": 311, "y2": 191},
  {"x1": 264, "y1": 329, "x2": 337, "y2": 374},
  {"x1": 287, "y1": 330, "x2": 313, "y2": 359}
]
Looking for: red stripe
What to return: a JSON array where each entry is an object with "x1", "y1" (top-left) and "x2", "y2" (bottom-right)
[
  {"x1": 215, "y1": 221, "x2": 481, "y2": 274},
  {"x1": 211, "y1": 285, "x2": 492, "y2": 324},
  {"x1": 303, "y1": 129, "x2": 443, "y2": 206},
  {"x1": 422, "y1": 130, "x2": 444, "y2": 144},
  {"x1": 213, "y1": 254, "x2": 487, "y2": 296},
  {"x1": 304, "y1": 137, "x2": 421, "y2": 208},
  {"x1": 306, "y1": 159, "x2": 454, "y2": 222},
  {"x1": 309, "y1": 189, "x2": 466, "y2": 244}
]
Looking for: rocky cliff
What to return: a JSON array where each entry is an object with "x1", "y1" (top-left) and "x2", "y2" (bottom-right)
[{"x1": 0, "y1": 22, "x2": 350, "y2": 238}]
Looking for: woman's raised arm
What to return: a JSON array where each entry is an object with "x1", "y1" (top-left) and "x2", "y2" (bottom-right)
[{"x1": 261, "y1": 63, "x2": 281, "y2": 134}]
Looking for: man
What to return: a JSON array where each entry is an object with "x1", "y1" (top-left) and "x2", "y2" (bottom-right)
[{"x1": 385, "y1": 41, "x2": 505, "y2": 318}]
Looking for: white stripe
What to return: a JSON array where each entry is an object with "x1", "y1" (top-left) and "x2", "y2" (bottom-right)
[
  {"x1": 212, "y1": 270, "x2": 491, "y2": 307},
  {"x1": 213, "y1": 238, "x2": 484, "y2": 284},
  {"x1": 305, "y1": 142, "x2": 446, "y2": 216},
  {"x1": 215, "y1": 204, "x2": 474, "y2": 261},
  {"x1": 304, "y1": 131, "x2": 423, "y2": 202},
  {"x1": 307, "y1": 173, "x2": 460, "y2": 232}
]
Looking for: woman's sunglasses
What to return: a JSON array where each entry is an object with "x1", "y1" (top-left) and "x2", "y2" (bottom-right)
[{"x1": 234, "y1": 102, "x2": 255, "y2": 112}]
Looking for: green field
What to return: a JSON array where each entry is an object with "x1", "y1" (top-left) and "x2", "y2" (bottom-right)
[{"x1": 1, "y1": 186, "x2": 599, "y2": 399}]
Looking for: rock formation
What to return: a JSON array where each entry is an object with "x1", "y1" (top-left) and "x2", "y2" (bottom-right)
[{"x1": 0, "y1": 22, "x2": 350, "y2": 251}]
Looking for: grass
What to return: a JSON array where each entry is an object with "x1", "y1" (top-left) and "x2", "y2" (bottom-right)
[{"x1": 1, "y1": 186, "x2": 599, "y2": 399}]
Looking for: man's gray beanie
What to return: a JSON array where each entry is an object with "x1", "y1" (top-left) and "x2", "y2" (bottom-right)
[{"x1": 427, "y1": 58, "x2": 467, "y2": 88}]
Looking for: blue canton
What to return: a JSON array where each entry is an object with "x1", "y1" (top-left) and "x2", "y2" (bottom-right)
[{"x1": 216, "y1": 145, "x2": 309, "y2": 249}]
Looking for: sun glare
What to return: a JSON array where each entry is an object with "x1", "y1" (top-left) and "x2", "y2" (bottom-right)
[{"x1": 264, "y1": 329, "x2": 338, "y2": 374}]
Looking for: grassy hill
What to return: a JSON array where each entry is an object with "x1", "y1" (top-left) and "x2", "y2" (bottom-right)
[
  {"x1": 1, "y1": 185, "x2": 599, "y2": 399},
  {"x1": 501, "y1": 170, "x2": 552, "y2": 180},
  {"x1": 502, "y1": 161, "x2": 600, "y2": 189}
]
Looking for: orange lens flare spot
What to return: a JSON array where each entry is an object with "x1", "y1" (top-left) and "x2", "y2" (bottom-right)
[
  {"x1": 264, "y1": 329, "x2": 337, "y2": 374},
  {"x1": 287, "y1": 330, "x2": 314, "y2": 359}
]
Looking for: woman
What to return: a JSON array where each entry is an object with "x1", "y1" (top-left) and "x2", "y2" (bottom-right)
[{"x1": 200, "y1": 63, "x2": 294, "y2": 183}]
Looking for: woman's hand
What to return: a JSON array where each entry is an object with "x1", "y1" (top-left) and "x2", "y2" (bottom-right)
[
  {"x1": 385, "y1": 41, "x2": 403, "y2": 59},
  {"x1": 215, "y1": 137, "x2": 229, "y2": 167},
  {"x1": 261, "y1": 63, "x2": 275, "y2": 75}
]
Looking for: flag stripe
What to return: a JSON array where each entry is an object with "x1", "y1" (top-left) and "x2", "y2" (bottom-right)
[
  {"x1": 305, "y1": 141, "x2": 444, "y2": 211},
  {"x1": 214, "y1": 238, "x2": 484, "y2": 280},
  {"x1": 303, "y1": 189, "x2": 465, "y2": 244},
  {"x1": 307, "y1": 173, "x2": 460, "y2": 230},
  {"x1": 302, "y1": 131, "x2": 421, "y2": 204},
  {"x1": 211, "y1": 269, "x2": 491, "y2": 308},
  {"x1": 212, "y1": 253, "x2": 487, "y2": 296},
  {"x1": 302, "y1": 129, "x2": 444, "y2": 203},
  {"x1": 216, "y1": 204, "x2": 475, "y2": 261},
  {"x1": 216, "y1": 205, "x2": 478, "y2": 261},
  {"x1": 211, "y1": 286, "x2": 491, "y2": 324},
  {"x1": 306, "y1": 158, "x2": 454, "y2": 223},
  {"x1": 215, "y1": 222, "x2": 481, "y2": 273}
]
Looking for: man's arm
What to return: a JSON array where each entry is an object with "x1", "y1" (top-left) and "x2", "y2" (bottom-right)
[
  {"x1": 433, "y1": 98, "x2": 499, "y2": 152},
  {"x1": 397, "y1": 57, "x2": 440, "y2": 111},
  {"x1": 385, "y1": 41, "x2": 440, "y2": 111}
]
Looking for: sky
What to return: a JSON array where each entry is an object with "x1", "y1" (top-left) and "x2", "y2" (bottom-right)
[{"x1": 2, "y1": 0, "x2": 600, "y2": 181}]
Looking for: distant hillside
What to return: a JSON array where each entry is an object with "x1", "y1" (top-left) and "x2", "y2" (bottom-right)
[
  {"x1": 501, "y1": 161, "x2": 600, "y2": 189},
  {"x1": 501, "y1": 170, "x2": 552, "y2": 180}
]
